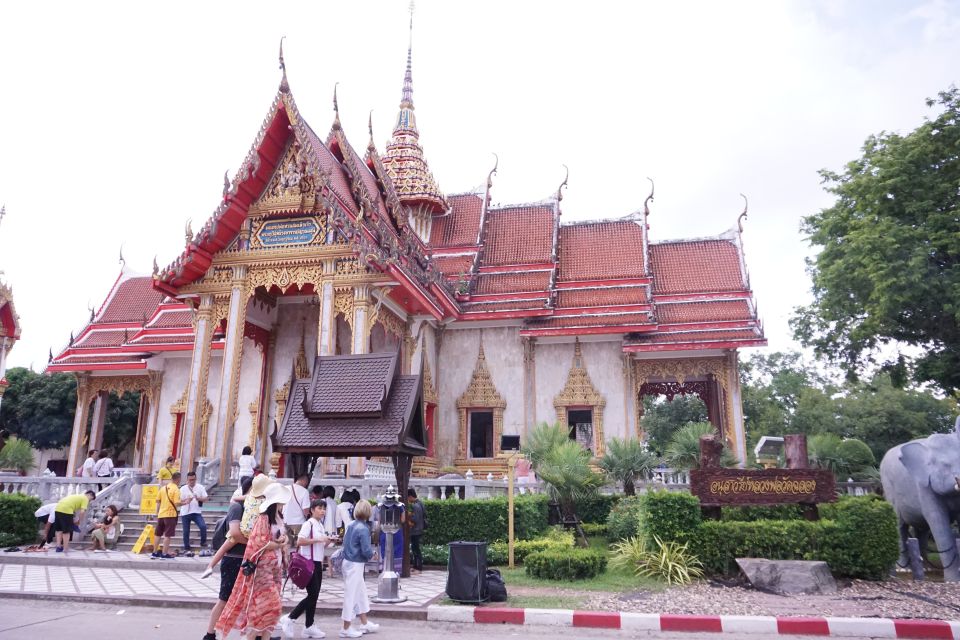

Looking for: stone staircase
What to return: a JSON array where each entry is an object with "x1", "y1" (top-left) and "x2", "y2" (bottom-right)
[{"x1": 110, "y1": 484, "x2": 237, "y2": 553}]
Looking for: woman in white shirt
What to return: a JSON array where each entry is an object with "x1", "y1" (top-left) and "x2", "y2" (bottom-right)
[
  {"x1": 280, "y1": 500, "x2": 334, "y2": 639},
  {"x1": 93, "y1": 450, "x2": 114, "y2": 489},
  {"x1": 237, "y1": 446, "x2": 256, "y2": 488}
]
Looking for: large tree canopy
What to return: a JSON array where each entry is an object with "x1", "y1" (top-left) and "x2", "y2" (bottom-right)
[
  {"x1": 792, "y1": 88, "x2": 960, "y2": 393},
  {"x1": 0, "y1": 368, "x2": 77, "y2": 449}
]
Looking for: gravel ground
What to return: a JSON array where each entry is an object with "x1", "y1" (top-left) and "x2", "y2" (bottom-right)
[{"x1": 585, "y1": 577, "x2": 960, "y2": 620}]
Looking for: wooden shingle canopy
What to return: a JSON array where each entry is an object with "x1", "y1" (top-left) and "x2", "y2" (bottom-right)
[{"x1": 275, "y1": 351, "x2": 426, "y2": 458}]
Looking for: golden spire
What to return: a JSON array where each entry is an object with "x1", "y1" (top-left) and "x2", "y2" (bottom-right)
[
  {"x1": 279, "y1": 36, "x2": 289, "y2": 93},
  {"x1": 332, "y1": 82, "x2": 341, "y2": 130}
]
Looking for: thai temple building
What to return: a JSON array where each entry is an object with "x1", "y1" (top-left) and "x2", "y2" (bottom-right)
[
  {"x1": 0, "y1": 206, "x2": 22, "y2": 412},
  {"x1": 47, "y1": 24, "x2": 765, "y2": 481}
]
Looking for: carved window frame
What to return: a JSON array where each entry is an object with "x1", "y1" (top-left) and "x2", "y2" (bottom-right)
[
  {"x1": 456, "y1": 339, "x2": 506, "y2": 461},
  {"x1": 553, "y1": 340, "x2": 606, "y2": 456}
]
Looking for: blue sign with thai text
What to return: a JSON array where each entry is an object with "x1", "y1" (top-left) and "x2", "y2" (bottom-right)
[{"x1": 256, "y1": 218, "x2": 320, "y2": 247}]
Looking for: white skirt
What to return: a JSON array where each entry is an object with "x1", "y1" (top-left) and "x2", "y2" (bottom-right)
[{"x1": 341, "y1": 559, "x2": 370, "y2": 622}]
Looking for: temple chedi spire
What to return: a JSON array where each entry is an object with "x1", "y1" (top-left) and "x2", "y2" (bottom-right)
[{"x1": 381, "y1": 4, "x2": 446, "y2": 237}]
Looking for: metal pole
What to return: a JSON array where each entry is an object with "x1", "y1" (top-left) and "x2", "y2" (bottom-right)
[{"x1": 508, "y1": 454, "x2": 515, "y2": 569}]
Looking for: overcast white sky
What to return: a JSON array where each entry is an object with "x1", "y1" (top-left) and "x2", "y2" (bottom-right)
[{"x1": 1, "y1": 0, "x2": 958, "y2": 370}]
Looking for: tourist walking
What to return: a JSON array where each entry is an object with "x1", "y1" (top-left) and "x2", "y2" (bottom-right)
[
  {"x1": 93, "y1": 449, "x2": 114, "y2": 490},
  {"x1": 156, "y1": 456, "x2": 176, "y2": 483},
  {"x1": 153, "y1": 471, "x2": 182, "y2": 559},
  {"x1": 285, "y1": 473, "x2": 311, "y2": 545},
  {"x1": 407, "y1": 488, "x2": 426, "y2": 573},
  {"x1": 52, "y1": 490, "x2": 95, "y2": 553},
  {"x1": 281, "y1": 499, "x2": 336, "y2": 638},
  {"x1": 179, "y1": 471, "x2": 208, "y2": 555},
  {"x1": 216, "y1": 482, "x2": 291, "y2": 639},
  {"x1": 202, "y1": 476, "x2": 253, "y2": 640},
  {"x1": 339, "y1": 499, "x2": 379, "y2": 638},
  {"x1": 77, "y1": 449, "x2": 97, "y2": 478},
  {"x1": 237, "y1": 446, "x2": 256, "y2": 489}
]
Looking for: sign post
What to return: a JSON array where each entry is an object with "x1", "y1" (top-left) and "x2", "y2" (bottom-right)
[
  {"x1": 134, "y1": 484, "x2": 161, "y2": 554},
  {"x1": 501, "y1": 435, "x2": 522, "y2": 570}
]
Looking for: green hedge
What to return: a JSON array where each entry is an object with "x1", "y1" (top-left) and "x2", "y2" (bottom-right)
[
  {"x1": 690, "y1": 495, "x2": 899, "y2": 580},
  {"x1": 817, "y1": 496, "x2": 899, "y2": 580},
  {"x1": 525, "y1": 547, "x2": 607, "y2": 580},
  {"x1": 721, "y1": 505, "x2": 805, "y2": 522},
  {"x1": 606, "y1": 496, "x2": 642, "y2": 541},
  {"x1": 691, "y1": 519, "x2": 834, "y2": 575},
  {"x1": 421, "y1": 495, "x2": 549, "y2": 546},
  {"x1": 639, "y1": 491, "x2": 701, "y2": 544},
  {"x1": 0, "y1": 493, "x2": 41, "y2": 548},
  {"x1": 580, "y1": 522, "x2": 608, "y2": 539},
  {"x1": 490, "y1": 528, "x2": 574, "y2": 564},
  {"x1": 576, "y1": 494, "x2": 620, "y2": 524}
]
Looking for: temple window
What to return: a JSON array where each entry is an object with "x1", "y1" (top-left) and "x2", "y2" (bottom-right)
[
  {"x1": 567, "y1": 408, "x2": 594, "y2": 454},
  {"x1": 468, "y1": 410, "x2": 494, "y2": 459}
]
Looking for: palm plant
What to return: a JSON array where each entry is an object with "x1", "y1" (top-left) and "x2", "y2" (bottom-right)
[
  {"x1": 0, "y1": 436, "x2": 36, "y2": 475},
  {"x1": 524, "y1": 422, "x2": 603, "y2": 547},
  {"x1": 664, "y1": 422, "x2": 737, "y2": 470},
  {"x1": 599, "y1": 437, "x2": 656, "y2": 495}
]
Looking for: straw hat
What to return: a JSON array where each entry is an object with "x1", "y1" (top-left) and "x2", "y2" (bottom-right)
[
  {"x1": 260, "y1": 482, "x2": 292, "y2": 514},
  {"x1": 250, "y1": 474, "x2": 273, "y2": 498}
]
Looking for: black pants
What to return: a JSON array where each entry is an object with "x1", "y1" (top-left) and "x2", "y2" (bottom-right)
[
  {"x1": 289, "y1": 560, "x2": 324, "y2": 627},
  {"x1": 411, "y1": 534, "x2": 423, "y2": 570}
]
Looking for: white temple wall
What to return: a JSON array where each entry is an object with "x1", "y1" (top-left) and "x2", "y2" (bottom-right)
[
  {"x1": 204, "y1": 356, "x2": 224, "y2": 460},
  {"x1": 231, "y1": 335, "x2": 264, "y2": 462},
  {"x1": 533, "y1": 341, "x2": 571, "y2": 426},
  {"x1": 151, "y1": 354, "x2": 190, "y2": 474},
  {"x1": 265, "y1": 302, "x2": 319, "y2": 443}
]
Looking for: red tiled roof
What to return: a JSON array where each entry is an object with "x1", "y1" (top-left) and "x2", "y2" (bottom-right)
[
  {"x1": 430, "y1": 194, "x2": 483, "y2": 247},
  {"x1": 134, "y1": 334, "x2": 196, "y2": 345},
  {"x1": 303, "y1": 125, "x2": 359, "y2": 215},
  {"x1": 558, "y1": 221, "x2": 645, "y2": 281},
  {"x1": 347, "y1": 143, "x2": 389, "y2": 221},
  {"x1": 527, "y1": 312, "x2": 652, "y2": 329},
  {"x1": 306, "y1": 352, "x2": 398, "y2": 416},
  {"x1": 150, "y1": 310, "x2": 193, "y2": 329},
  {"x1": 75, "y1": 330, "x2": 127, "y2": 348},
  {"x1": 98, "y1": 277, "x2": 164, "y2": 323},
  {"x1": 556, "y1": 287, "x2": 648, "y2": 308},
  {"x1": 431, "y1": 255, "x2": 474, "y2": 277},
  {"x1": 625, "y1": 328, "x2": 762, "y2": 346},
  {"x1": 480, "y1": 206, "x2": 554, "y2": 267},
  {"x1": 473, "y1": 271, "x2": 552, "y2": 295},
  {"x1": 655, "y1": 299, "x2": 754, "y2": 324},
  {"x1": 461, "y1": 300, "x2": 546, "y2": 313},
  {"x1": 650, "y1": 240, "x2": 745, "y2": 295},
  {"x1": 56, "y1": 355, "x2": 148, "y2": 364}
]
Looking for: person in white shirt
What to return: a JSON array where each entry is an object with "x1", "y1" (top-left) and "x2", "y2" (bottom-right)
[
  {"x1": 285, "y1": 473, "x2": 312, "y2": 545},
  {"x1": 179, "y1": 471, "x2": 208, "y2": 555},
  {"x1": 77, "y1": 449, "x2": 97, "y2": 478},
  {"x1": 237, "y1": 446, "x2": 256, "y2": 488},
  {"x1": 93, "y1": 450, "x2": 114, "y2": 489},
  {"x1": 280, "y1": 500, "x2": 335, "y2": 639},
  {"x1": 34, "y1": 502, "x2": 57, "y2": 548}
]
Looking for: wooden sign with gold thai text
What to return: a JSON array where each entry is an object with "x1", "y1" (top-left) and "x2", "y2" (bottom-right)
[{"x1": 690, "y1": 468, "x2": 836, "y2": 506}]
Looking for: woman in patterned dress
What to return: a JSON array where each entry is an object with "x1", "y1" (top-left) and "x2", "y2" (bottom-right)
[{"x1": 216, "y1": 483, "x2": 291, "y2": 639}]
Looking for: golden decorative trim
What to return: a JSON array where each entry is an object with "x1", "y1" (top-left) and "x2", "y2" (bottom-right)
[
  {"x1": 79, "y1": 371, "x2": 163, "y2": 404},
  {"x1": 422, "y1": 348, "x2": 438, "y2": 405},
  {"x1": 274, "y1": 382, "x2": 291, "y2": 425},
  {"x1": 333, "y1": 288, "x2": 355, "y2": 331},
  {"x1": 249, "y1": 139, "x2": 323, "y2": 216},
  {"x1": 244, "y1": 265, "x2": 324, "y2": 300},
  {"x1": 553, "y1": 339, "x2": 607, "y2": 456},
  {"x1": 633, "y1": 357, "x2": 731, "y2": 391},
  {"x1": 294, "y1": 326, "x2": 311, "y2": 380},
  {"x1": 456, "y1": 336, "x2": 506, "y2": 461},
  {"x1": 248, "y1": 399, "x2": 260, "y2": 450},
  {"x1": 373, "y1": 305, "x2": 405, "y2": 340}
]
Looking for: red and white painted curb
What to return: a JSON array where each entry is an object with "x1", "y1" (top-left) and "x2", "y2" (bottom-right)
[{"x1": 427, "y1": 605, "x2": 960, "y2": 638}]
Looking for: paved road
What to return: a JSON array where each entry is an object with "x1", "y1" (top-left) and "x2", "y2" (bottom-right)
[{"x1": 0, "y1": 599, "x2": 880, "y2": 640}]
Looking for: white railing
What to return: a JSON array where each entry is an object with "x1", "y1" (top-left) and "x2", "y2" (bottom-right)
[
  {"x1": 77, "y1": 474, "x2": 138, "y2": 541},
  {"x1": 0, "y1": 473, "x2": 109, "y2": 502},
  {"x1": 196, "y1": 458, "x2": 221, "y2": 490}
]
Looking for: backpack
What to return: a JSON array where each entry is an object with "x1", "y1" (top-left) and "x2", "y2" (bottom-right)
[
  {"x1": 486, "y1": 569, "x2": 507, "y2": 602},
  {"x1": 210, "y1": 516, "x2": 228, "y2": 552}
]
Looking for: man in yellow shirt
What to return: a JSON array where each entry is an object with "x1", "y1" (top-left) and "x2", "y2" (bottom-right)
[
  {"x1": 153, "y1": 472, "x2": 183, "y2": 559},
  {"x1": 156, "y1": 456, "x2": 176, "y2": 483},
  {"x1": 53, "y1": 490, "x2": 95, "y2": 553}
]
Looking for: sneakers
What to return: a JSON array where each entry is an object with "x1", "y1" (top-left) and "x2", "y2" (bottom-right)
[
  {"x1": 55, "y1": 547, "x2": 64, "y2": 553},
  {"x1": 150, "y1": 551, "x2": 161, "y2": 559},
  {"x1": 183, "y1": 550, "x2": 195, "y2": 558},
  {"x1": 202, "y1": 633, "x2": 217, "y2": 640},
  {"x1": 338, "y1": 630, "x2": 363, "y2": 639},
  {"x1": 279, "y1": 616, "x2": 296, "y2": 638},
  {"x1": 200, "y1": 566, "x2": 213, "y2": 579},
  {"x1": 302, "y1": 626, "x2": 326, "y2": 638},
  {"x1": 161, "y1": 553, "x2": 175, "y2": 559},
  {"x1": 356, "y1": 622, "x2": 379, "y2": 633}
]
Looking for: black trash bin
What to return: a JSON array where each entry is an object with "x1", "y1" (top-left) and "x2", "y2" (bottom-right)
[{"x1": 446, "y1": 541, "x2": 489, "y2": 604}]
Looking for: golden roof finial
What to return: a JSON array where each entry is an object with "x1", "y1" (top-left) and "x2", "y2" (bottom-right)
[
  {"x1": 643, "y1": 177, "x2": 655, "y2": 218},
  {"x1": 556, "y1": 164, "x2": 569, "y2": 202},
  {"x1": 184, "y1": 218, "x2": 193, "y2": 246},
  {"x1": 486, "y1": 153, "x2": 499, "y2": 191},
  {"x1": 118, "y1": 244, "x2": 125, "y2": 267},
  {"x1": 367, "y1": 110, "x2": 375, "y2": 150},
  {"x1": 738, "y1": 193, "x2": 748, "y2": 233},
  {"x1": 0, "y1": 204, "x2": 5, "y2": 233},
  {"x1": 332, "y1": 82, "x2": 341, "y2": 130},
  {"x1": 152, "y1": 255, "x2": 159, "y2": 277},
  {"x1": 279, "y1": 36, "x2": 289, "y2": 93}
]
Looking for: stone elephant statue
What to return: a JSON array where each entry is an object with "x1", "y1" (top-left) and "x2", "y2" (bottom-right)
[{"x1": 879, "y1": 416, "x2": 960, "y2": 582}]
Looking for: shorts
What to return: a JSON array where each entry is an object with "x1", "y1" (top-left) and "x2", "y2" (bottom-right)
[
  {"x1": 53, "y1": 511, "x2": 75, "y2": 536},
  {"x1": 219, "y1": 556, "x2": 243, "y2": 602},
  {"x1": 156, "y1": 517, "x2": 178, "y2": 538}
]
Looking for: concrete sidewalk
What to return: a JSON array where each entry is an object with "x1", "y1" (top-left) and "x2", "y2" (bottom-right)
[{"x1": 0, "y1": 559, "x2": 446, "y2": 614}]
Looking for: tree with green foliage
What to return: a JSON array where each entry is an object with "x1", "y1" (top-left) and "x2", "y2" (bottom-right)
[
  {"x1": 0, "y1": 368, "x2": 77, "y2": 449},
  {"x1": 664, "y1": 422, "x2": 737, "y2": 470},
  {"x1": 640, "y1": 395, "x2": 708, "y2": 455},
  {"x1": 598, "y1": 437, "x2": 656, "y2": 496},
  {"x1": 792, "y1": 88, "x2": 960, "y2": 394}
]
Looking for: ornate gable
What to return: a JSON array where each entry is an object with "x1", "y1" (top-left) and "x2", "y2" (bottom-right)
[
  {"x1": 456, "y1": 337, "x2": 505, "y2": 410},
  {"x1": 554, "y1": 339, "x2": 606, "y2": 456}
]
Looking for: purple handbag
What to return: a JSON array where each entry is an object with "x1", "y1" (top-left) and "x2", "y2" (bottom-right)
[{"x1": 288, "y1": 522, "x2": 316, "y2": 588}]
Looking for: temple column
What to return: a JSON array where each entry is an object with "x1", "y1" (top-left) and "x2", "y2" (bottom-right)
[
  {"x1": 67, "y1": 374, "x2": 92, "y2": 476},
  {"x1": 258, "y1": 328, "x2": 277, "y2": 468},
  {"x1": 622, "y1": 354, "x2": 638, "y2": 439},
  {"x1": 88, "y1": 389, "x2": 109, "y2": 453},
  {"x1": 215, "y1": 266, "x2": 249, "y2": 481},
  {"x1": 317, "y1": 259, "x2": 337, "y2": 356},
  {"x1": 522, "y1": 337, "x2": 537, "y2": 438},
  {"x1": 0, "y1": 338, "x2": 9, "y2": 412},
  {"x1": 352, "y1": 285, "x2": 371, "y2": 355},
  {"x1": 726, "y1": 351, "x2": 747, "y2": 465},
  {"x1": 181, "y1": 294, "x2": 216, "y2": 473},
  {"x1": 140, "y1": 371, "x2": 163, "y2": 471}
]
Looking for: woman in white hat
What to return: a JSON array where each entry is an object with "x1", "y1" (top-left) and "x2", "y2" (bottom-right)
[{"x1": 217, "y1": 482, "x2": 291, "y2": 639}]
